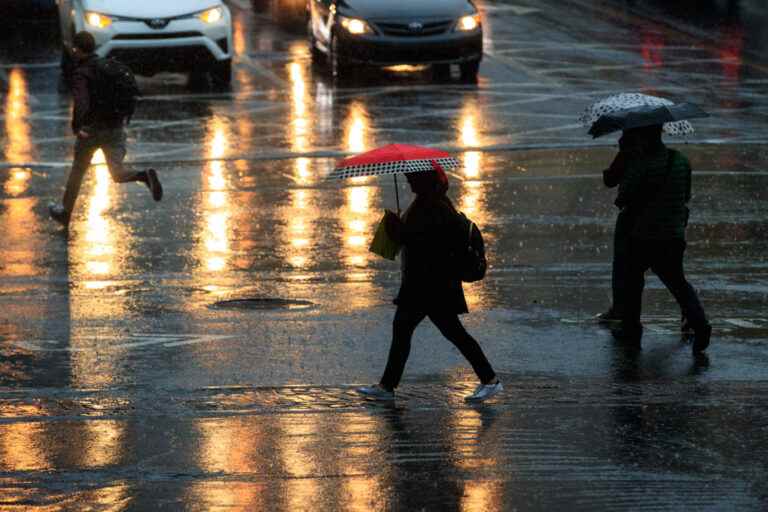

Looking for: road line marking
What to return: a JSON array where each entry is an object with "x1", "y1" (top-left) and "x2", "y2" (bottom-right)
[
  {"x1": 228, "y1": 0, "x2": 250, "y2": 10},
  {"x1": 236, "y1": 54, "x2": 287, "y2": 88},
  {"x1": 724, "y1": 319, "x2": 760, "y2": 329},
  {"x1": 482, "y1": 5, "x2": 540, "y2": 15},
  {"x1": 7, "y1": 334, "x2": 237, "y2": 352},
  {"x1": 0, "y1": 61, "x2": 59, "y2": 69}
]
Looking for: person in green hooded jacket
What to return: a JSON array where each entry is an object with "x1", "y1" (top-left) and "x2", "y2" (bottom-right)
[{"x1": 612, "y1": 124, "x2": 711, "y2": 353}]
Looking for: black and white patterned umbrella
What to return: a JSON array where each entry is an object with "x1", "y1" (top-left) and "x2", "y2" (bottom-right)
[{"x1": 579, "y1": 93, "x2": 707, "y2": 138}]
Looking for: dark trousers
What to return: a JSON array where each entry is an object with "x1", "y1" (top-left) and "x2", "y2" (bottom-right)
[
  {"x1": 380, "y1": 306, "x2": 496, "y2": 390},
  {"x1": 623, "y1": 239, "x2": 708, "y2": 330},
  {"x1": 63, "y1": 128, "x2": 145, "y2": 213},
  {"x1": 611, "y1": 212, "x2": 632, "y2": 316}
]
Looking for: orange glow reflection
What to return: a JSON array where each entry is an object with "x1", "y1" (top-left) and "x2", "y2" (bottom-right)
[
  {"x1": 0, "y1": 420, "x2": 50, "y2": 471},
  {"x1": 278, "y1": 416, "x2": 321, "y2": 509},
  {"x1": 340, "y1": 413, "x2": 386, "y2": 510},
  {"x1": 199, "y1": 116, "x2": 232, "y2": 273},
  {"x1": 70, "y1": 149, "x2": 133, "y2": 387},
  {"x1": 80, "y1": 420, "x2": 126, "y2": 468},
  {"x1": 4, "y1": 68, "x2": 33, "y2": 196},
  {"x1": 345, "y1": 101, "x2": 370, "y2": 155},
  {"x1": 0, "y1": 192, "x2": 37, "y2": 275},
  {"x1": 190, "y1": 420, "x2": 263, "y2": 507},
  {"x1": 457, "y1": 104, "x2": 487, "y2": 309},
  {"x1": 341, "y1": 102, "x2": 375, "y2": 266},
  {"x1": 0, "y1": 70, "x2": 37, "y2": 275},
  {"x1": 279, "y1": 47, "x2": 319, "y2": 271},
  {"x1": 233, "y1": 16, "x2": 247, "y2": 56},
  {"x1": 82, "y1": 150, "x2": 117, "y2": 277},
  {"x1": 4, "y1": 68, "x2": 32, "y2": 163},
  {"x1": 461, "y1": 480, "x2": 504, "y2": 512}
]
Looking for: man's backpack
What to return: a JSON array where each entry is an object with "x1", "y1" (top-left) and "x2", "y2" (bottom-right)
[
  {"x1": 455, "y1": 211, "x2": 487, "y2": 282},
  {"x1": 93, "y1": 58, "x2": 140, "y2": 123}
]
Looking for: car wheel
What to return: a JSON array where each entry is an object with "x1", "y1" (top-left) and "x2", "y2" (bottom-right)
[
  {"x1": 330, "y1": 33, "x2": 350, "y2": 80},
  {"x1": 460, "y1": 60, "x2": 480, "y2": 82},
  {"x1": 210, "y1": 59, "x2": 232, "y2": 87}
]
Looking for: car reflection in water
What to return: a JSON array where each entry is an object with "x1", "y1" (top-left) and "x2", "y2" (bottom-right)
[{"x1": 307, "y1": 0, "x2": 483, "y2": 81}]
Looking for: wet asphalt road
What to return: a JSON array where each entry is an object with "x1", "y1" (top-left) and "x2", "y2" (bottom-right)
[{"x1": 1, "y1": 0, "x2": 768, "y2": 509}]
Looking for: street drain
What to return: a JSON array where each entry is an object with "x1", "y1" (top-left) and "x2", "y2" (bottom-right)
[{"x1": 210, "y1": 297, "x2": 315, "y2": 310}]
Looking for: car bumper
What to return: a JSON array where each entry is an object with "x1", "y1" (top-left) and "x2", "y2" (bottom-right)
[
  {"x1": 83, "y1": 13, "x2": 232, "y2": 73},
  {"x1": 336, "y1": 30, "x2": 482, "y2": 65}
]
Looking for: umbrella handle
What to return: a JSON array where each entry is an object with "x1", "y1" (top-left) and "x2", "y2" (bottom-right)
[{"x1": 394, "y1": 174, "x2": 401, "y2": 215}]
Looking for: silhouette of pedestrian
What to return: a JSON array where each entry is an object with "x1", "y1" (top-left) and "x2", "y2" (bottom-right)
[
  {"x1": 595, "y1": 143, "x2": 631, "y2": 325},
  {"x1": 357, "y1": 166, "x2": 502, "y2": 402},
  {"x1": 49, "y1": 31, "x2": 162, "y2": 227},
  {"x1": 611, "y1": 125, "x2": 711, "y2": 353},
  {"x1": 597, "y1": 133, "x2": 689, "y2": 333}
]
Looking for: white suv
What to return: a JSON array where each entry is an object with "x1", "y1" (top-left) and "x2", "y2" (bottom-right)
[{"x1": 57, "y1": 0, "x2": 233, "y2": 85}]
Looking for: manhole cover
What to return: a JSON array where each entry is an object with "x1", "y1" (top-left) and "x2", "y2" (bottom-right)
[{"x1": 210, "y1": 298, "x2": 315, "y2": 310}]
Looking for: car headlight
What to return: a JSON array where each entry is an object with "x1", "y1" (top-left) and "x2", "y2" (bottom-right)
[
  {"x1": 198, "y1": 6, "x2": 224, "y2": 24},
  {"x1": 339, "y1": 16, "x2": 372, "y2": 35},
  {"x1": 455, "y1": 14, "x2": 480, "y2": 32},
  {"x1": 85, "y1": 11, "x2": 113, "y2": 29}
]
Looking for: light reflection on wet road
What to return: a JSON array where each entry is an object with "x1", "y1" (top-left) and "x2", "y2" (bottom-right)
[{"x1": 1, "y1": 0, "x2": 768, "y2": 509}]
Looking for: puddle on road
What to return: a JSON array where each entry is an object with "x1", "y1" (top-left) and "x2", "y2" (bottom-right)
[{"x1": 210, "y1": 297, "x2": 315, "y2": 311}]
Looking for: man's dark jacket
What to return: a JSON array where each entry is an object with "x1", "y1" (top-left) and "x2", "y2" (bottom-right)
[
  {"x1": 71, "y1": 55, "x2": 123, "y2": 134},
  {"x1": 612, "y1": 144, "x2": 692, "y2": 240}
]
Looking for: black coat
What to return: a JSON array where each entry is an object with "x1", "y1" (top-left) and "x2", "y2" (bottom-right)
[
  {"x1": 71, "y1": 55, "x2": 123, "y2": 134},
  {"x1": 393, "y1": 193, "x2": 468, "y2": 314}
]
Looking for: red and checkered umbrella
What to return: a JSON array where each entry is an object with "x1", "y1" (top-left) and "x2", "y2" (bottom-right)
[{"x1": 327, "y1": 143, "x2": 460, "y2": 180}]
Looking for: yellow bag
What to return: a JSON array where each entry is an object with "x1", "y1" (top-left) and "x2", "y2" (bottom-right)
[{"x1": 369, "y1": 210, "x2": 401, "y2": 260}]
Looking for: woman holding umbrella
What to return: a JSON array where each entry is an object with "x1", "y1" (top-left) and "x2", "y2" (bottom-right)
[{"x1": 355, "y1": 163, "x2": 502, "y2": 402}]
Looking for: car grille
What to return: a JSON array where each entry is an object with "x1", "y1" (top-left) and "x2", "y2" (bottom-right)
[
  {"x1": 113, "y1": 32, "x2": 203, "y2": 40},
  {"x1": 374, "y1": 20, "x2": 454, "y2": 37}
]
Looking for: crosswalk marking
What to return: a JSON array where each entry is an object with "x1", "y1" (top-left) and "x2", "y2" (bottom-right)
[
  {"x1": 8, "y1": 333, "x2": 237, "y2": 352},
  {"x1": 724, "y1": 318, "x2": 761, "y2": 329}
]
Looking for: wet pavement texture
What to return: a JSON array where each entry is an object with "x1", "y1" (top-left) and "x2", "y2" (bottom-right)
[{"x1": 1, "y1": 0, "x2": 768, "y2": 510}]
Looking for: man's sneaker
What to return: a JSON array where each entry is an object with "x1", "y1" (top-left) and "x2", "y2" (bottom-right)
[
  {"x1": 594, "y1": 308, "x2": 622, "y2": 324},
  {"x1": 692, "y1": 324, "x2": 712, "y2": 354},
  {"x1": 465, "y1": 381, "x2": 503, "y2": 403},
  {"x1": 146, "y1": 168, "x2": 163, "y2": 201},
  {"x1": 356, "y1": 384, "x2": 395, "y2": 401},
  {"x1": 48, "y1": 202, "x2": 70, "y2": 227}
]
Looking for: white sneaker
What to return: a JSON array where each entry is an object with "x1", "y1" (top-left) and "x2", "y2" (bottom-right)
[
  {"x1": 465, "y1": 381, "x2": 503, "y2": 402},
  {"x1": 356, "y1": 384, "x2": 395, "y2": 401}
]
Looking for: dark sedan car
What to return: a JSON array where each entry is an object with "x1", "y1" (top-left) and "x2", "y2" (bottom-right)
[{"x1": 307, "y1": 0, "x2": 483, "y2": 80}]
